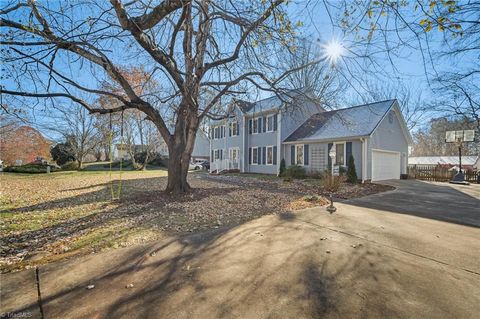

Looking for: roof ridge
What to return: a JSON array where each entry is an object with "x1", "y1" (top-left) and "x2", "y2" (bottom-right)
[{"x1": 323, "y1": 99, "x2": 396, "y2": 113}]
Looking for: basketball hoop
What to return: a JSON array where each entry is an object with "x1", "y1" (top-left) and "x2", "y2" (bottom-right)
[{"x1": 445, "y1": 129, "x2": 475, "y2": 185}]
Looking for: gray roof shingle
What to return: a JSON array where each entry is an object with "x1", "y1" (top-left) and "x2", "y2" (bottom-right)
[{"x1": 285, "y1": 100, "x2": 396, "y2": 142}]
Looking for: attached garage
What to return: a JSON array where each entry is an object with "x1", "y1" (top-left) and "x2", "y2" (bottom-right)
[{"x1": 372, "y1": 149, "x2": 401, "y2": 181}]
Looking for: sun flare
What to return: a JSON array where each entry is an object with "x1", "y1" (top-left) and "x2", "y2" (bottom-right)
[{"x1": 322, "y1": 39, "x2": 345, "y2": 65}]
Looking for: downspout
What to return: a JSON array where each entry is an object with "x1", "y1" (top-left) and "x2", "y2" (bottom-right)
[
  {"x1": 242, "y1": 115, "x2": 245, "y2": 173},
  {"x1": 209, "y1": 124, "x2": 212, "y2": 173},
  {"x1": 361, "y1": 137, "x2": 366, "y2": 183},
  {"x1": 277, "y1": 112, "x2": 282, "y2": 175}
]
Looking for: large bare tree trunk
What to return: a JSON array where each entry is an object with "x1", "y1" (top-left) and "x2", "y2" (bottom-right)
[{"x1": 165, "y1": 105, "x2": 198, "y2": 194}]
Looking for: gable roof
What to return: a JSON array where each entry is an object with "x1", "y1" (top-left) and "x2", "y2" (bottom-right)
[
  {"x1": 285, "y1": 100, "x2": 396, "y2": 142},
  {"x1": 409, "y1": 156, "x2": 479, "y2": 166}
]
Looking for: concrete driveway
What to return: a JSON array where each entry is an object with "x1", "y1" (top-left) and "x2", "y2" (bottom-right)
[
  {"x1": 1, "y1": 181, "x2": 480, "y2": 319},
  {"x1": 346, "y1": 179, "x2": 480, "y2": 227}
]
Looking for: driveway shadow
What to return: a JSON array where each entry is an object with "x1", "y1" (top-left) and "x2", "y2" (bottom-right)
[
  {"x1": 2, "y1": 213, "x2": 398, "y2": 319},
  {"x1": 346, "y1": 180, "x2": 480, "y2": 228}
]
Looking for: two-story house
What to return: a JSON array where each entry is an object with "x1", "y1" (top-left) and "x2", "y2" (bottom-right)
[
  {"x1": 210, "y1": 93, "x2": 412, "y2": 182},
  {"x1": 209, "y1": 90, "x2": 322, "y2": 175}
]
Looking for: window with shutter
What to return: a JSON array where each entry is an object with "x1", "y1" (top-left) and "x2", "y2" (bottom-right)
[
  {"x1": 267, "y1": 146, "x2": 274, "y2": 165},
  {"x1": 346, "y1": 142, "x2": 352, "y2": 165},
  {"x1": 273, "y1": 146, "x2": 277, "y2": 165}
]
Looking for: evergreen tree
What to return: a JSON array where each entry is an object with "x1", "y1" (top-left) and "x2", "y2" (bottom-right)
[
  {"x1": 346, "y1": 155, "x2": 358, "y2": 183},
  {"x1": 279, "y1": 158, "x2": 287, "y2": 177}
]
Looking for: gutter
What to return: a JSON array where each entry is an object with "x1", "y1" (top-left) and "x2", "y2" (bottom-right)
[{"x1": 282, "y1": 135, "x2": 369, "y2": 145}]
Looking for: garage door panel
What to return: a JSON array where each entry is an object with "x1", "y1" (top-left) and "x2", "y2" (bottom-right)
[{"x1": 372, "y1": 150, "x2": 400, "y2": 181}]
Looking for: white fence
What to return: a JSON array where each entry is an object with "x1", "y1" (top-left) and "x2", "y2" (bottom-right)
[{"x1": 210, "y1": 159, "x2": 241, "y2": 173}]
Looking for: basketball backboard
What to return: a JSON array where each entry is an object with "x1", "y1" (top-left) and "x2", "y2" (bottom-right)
[{"x1": 446, "y1": 130, "x2": 475, "y2": 143}]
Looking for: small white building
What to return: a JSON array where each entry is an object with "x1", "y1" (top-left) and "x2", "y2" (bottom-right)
[{"x1": 408, "y1": 156, "x2": 480, "y2": 170}]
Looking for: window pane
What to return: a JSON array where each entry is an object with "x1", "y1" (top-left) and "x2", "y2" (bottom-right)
[
  {"x1": 267, "y1": 147, "x2": 273, "y2": 164},
  {"x1": 267, "y1": 116, "x2": 273, "y2": 131},
  {"x1": 335, "y1": 144, "x2": 344, "y2": 165},
  {"x1": 296, "y1": 145, "x2": 304, "y2": 165},
  {"x1": 253, "y1": 148, "x2": 258, "y2": 164},
  {"x1": 253, "y1": 119, "x2": 257, "y2": 133}
]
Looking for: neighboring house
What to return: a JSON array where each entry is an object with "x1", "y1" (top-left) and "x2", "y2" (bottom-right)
[
  {"x1": 408, "y1": 156, "x2": 480, "y2": 171},
  {"x1": 210, "y1": 97, "x2": 412, "y2": 182},
  {"x1": 191, "y1": 130, "x2": 210, "y2": 161},
  {"x1": 0, "y1": 126, "x2": 52, "y2": 166}
]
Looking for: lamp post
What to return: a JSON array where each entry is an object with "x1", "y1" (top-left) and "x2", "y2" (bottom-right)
[{"x1": 327, "y1": 147, "x2": 337, "y2": 213}]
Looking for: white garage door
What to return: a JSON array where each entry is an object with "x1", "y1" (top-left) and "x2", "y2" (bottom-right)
[{"x1": 372, "y1": 149, "x2": 401, "y2": 181}]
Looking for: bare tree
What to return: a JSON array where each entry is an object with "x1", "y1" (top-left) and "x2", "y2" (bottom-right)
[
  {"x1": 122, "y1": 109, "x2": 161, "y2": 170},
  {"x1": 411, "y1": 116, "x2": 479, "y2": 156},
  {"x1": 279, "y1": 39, "x2": 347, "y2": 110},
  {"x1": 1, "y1": 0, "x2": 311, "y2": 193},
  {"x1": 361, "y1": 80, "x2": 430, "y2": 130},
  {"x1": 324, "y1": 0, "x2": 479, "y2": 130},
  {"x1": 47, "y1": 105, "x2": 99, "y2": 169}
]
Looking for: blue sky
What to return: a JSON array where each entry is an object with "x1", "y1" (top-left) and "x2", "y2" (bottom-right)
[{"x1": 2, "y1": 0, "x2": 473, "y2": 141}]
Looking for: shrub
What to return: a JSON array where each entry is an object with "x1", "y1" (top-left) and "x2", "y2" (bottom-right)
[
  {"x1": 308, "y1": 170, "x2": 324, "y2": 179},
  {"x1": 323, "y1": 172, "x2": 342, "y2": 192},
  {"x1": 279, "y1": 158, "x2": 286, "y2": 177},
  {"x1": 346, "y1": 155, "x2": 358, "y2": 183},
  {"x1": 51, "y1": 140, "x2": 76, "y2": 165},
  {"x1": 303, "y1": 195, "x2": 320, "y2": 202},
  {"x1": 285, "y1": 165, "x2": 307, "y2": 179},
  {"x1": 61, "y1": 161, "x2": 80, "y2": 171},
  {"x1": 4, "y1": 164, "x2": 59, "y2": 174}
]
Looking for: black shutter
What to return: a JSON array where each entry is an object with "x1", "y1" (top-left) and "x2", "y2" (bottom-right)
[
  {"x1": 262, "y1": 147, "x2": 266, "y2": 165},
  {"x1": 258, "y1": 117, "x2": 262, "y2": 133},
  {"x1": 249, "y1": 148, "x2": 252, "y2": 164},
  {"x1": 236, "y1": 122, "x2": 239, "y2": 136},
  {"x1": 229, "y1": 123, "x2": 232, "y2": 137},
  {"x1": 220, "y1": 149, "x2": 223, "y2": 160},
  {"x1": 328, "y1": 143, "x2": 333, "y2": 170},
  {"x1": 263, "y1": 117, "x2": 267, "y2": 132},
  {"x1": 273, "y1": 146, "x2": 277, "y2": 165},
  {"x1": 274, "y1": 114, "x2": 278, "y2": 131},
  {"x1": 346, "y1": 142, "x2": 352, "y2": 165},
  {"x1": 258, "y1": 147, "x2": 261, "y2": 164},
  {"x1": 304, "y1": 144, "x2": 309, "y2": 165},
  {"x1": 211, "y1": 150, "x2": 214, "y2": 161},
  {"x1": 291, "y1": 145, "x2": 295, "y2": 165},
  {"x1": 249, "y1": 119, "x2": 252, "y2": 134}
]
